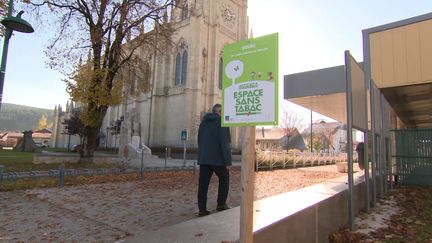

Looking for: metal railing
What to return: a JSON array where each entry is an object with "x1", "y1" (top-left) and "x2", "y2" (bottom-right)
[
  {"x1": 255, "y1": 151, "x2": 352, "y2": 171},
  {"x1": 393, "y1": 128, "x2": 432, "y2": 186}
]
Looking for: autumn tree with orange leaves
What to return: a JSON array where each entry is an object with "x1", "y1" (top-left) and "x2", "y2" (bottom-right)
[{"x1": 26, "y1": 0, "x2": 176, "y2": 159}]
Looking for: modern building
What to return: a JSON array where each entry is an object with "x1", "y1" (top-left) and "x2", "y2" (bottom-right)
[
  {"x1": 302, "y1": 121, "x2": 348, "y2": 153},
  {"x1": 256, "y1": 127, "x2": 306, "y2": 151},
  {"x1": 284, "y1": 12, "x2": 432, "y2": 189}
]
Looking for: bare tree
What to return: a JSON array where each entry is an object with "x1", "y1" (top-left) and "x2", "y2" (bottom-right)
[
  {"x1": 0, "y1": 0, "x2": 10, "y2": 36},
  {"x1": 316, "y1": 121, "x2": 341, "y2": 151},
  {"x1": 279, "y1": 110, "x2": 306, "y2": 136},
  {"x1": 26, "y1": 0, "x2": 176, "y2": 159},
  {"x1": 321, "y1": 123, "x2": 336, "y2": 151}
]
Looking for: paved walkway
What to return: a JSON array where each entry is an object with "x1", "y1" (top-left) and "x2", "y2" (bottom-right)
[
  {"x1": 125, "y1": 168, "x2": 365, "y2": 243},
  {"x1": 0, "y1": 164, "x2": 342, "y2": 242}
]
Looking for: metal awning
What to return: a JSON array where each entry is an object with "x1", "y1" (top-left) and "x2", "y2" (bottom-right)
[{"x1": 284, "y1": 65, "x2": 347, "y2": 123}]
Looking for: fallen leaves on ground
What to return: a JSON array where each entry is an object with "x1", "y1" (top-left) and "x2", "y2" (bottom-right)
[
  {"x1": 329, "y1": 186, "x2": 432, "y2": 243},
  {"x1": 329, "y1": 227, "x2": 367, "y2": 243},
  {"x1": 1, "y1": 166, "x2": 345, "y2": 242}
]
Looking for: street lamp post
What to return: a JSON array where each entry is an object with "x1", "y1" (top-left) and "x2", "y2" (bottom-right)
[
  {"x1": 310, "y1": 109, "x2": 313, "y2": 152},
  {"x1": 0, "y1": 0, "x2": 34, "y2": 111}
]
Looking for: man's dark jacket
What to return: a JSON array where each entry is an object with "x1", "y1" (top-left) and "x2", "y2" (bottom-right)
[{"x1": 197, "y1": 113, "x2": 232, "y2": 166}]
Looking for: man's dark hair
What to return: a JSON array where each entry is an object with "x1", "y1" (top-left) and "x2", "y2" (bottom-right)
[{"x1": 212, "y1": 104, "x2": 222, "y2": 114}]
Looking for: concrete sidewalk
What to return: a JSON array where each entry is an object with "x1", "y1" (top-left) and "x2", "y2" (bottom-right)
[
  {"x1": 125, "y1": 208, "x2": 240, "y2": 243},
  {"x1": 0, "y1": 165, "x2": 344, "y2": 242},
  {"x1": 124, "y1": 170, "x2": 364, "y2": 243}
]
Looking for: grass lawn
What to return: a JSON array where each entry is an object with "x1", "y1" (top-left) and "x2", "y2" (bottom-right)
[
  {"x1": 0, "y1": 148, "x2": 125, "y2": 191},
  {"x1": 0, "y1": 173, "x2": 143, "y2": 191},
  {"x1": 0, "y1": 149, "x2": 119, "y2": 172}
]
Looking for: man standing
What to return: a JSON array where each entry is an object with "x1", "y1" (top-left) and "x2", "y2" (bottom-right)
[{"x1": 197, "y1": 104, "x2": 232, "y2": 216}]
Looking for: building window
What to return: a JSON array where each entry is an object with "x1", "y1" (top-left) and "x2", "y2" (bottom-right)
[
  {"x1": 181, "y1": 3, "x2": 188, "y2": 20},
  {"x1": 175, "y1": 53, "x2": 181, "y2": 85},
  {"x1": 129, "y1": 66, "x2": 136, "y2": 95},
  {"x1": 174, "y1": 50, "x2": 188, "y2": 86},
  {"x1": 130, "y1": 77, "x2": 136, "y2": 95},
  {"x1": 218, "y1": 57, "x2": 223, "y2": 89},
  {"x1": 174, "y1": 41, "x2": 188, "y2": 86},
  {"x1": 137, "y1": 62, "x2": 151, "y2": 92},
  {"x1": 181, "y1": 51, "x2": 188, "y2": 85}
]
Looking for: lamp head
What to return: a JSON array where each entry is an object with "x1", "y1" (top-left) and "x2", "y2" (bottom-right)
[{"x1": 1, "y1": 11, "x2": 34, "y2": 33}]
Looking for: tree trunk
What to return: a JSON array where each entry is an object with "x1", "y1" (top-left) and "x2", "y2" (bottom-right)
[
  {"x1": 81, "y1": 125, "x2": 100, "y2": 159},
  {"x1": 79, "y1": 107, "x2": 107, "y2": 161}
]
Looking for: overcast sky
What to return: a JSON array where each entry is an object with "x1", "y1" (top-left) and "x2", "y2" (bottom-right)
[{"x1": 2, "y1": 1, "x2": 432, "y2": 115}]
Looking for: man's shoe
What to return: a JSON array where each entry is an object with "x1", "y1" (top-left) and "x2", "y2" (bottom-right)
[
  {"x1": 198, "y1": 210, "x2": 211, "y2": 217},
  {"x1": 216, "y1": 204, "x2": 231, "y2": 211}
]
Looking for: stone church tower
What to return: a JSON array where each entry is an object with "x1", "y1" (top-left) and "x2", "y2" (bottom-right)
[
  {"x1": 51, "y1": 101, "x2": 81, "y2": 149},
  {"x1": 102, "y1": 0, "x2": 249, "y2": 150}
]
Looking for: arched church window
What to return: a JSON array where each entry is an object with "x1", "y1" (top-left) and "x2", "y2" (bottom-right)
[
  {"x1": 174, "y1": 41, "x2": 188, "y2": 86},
  {"x1": 130, "y1": 78, "x2": 136, "y2": 95},
  {"x1": 181, "y1": 50, "x2": 188, "y2": 85},
  {"x1": 137, "y1": 61, "x2": 151, "y2": 93},
  {"x1": 181, "y1": 3, "x2": 189, "y2": 20},
  {"x1": 218, "y1": 57, "x2": 223, "y2": 89},
  {"x1": 129, "y1": 66, "x2": 136, "y2": 95},
  {"x1": 143, "y1": 62, "x2": 151, "y2": 84},
  {"x1": 175, "y1": 53, "x2": 182, "y2": 85}
]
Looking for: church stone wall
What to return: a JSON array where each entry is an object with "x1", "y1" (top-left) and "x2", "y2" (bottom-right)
[{"x1": 50, "y1": 0, "x2": 248, "y2": 150}]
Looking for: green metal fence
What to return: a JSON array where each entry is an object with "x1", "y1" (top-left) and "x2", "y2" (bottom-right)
[{"x1": 393, "y1": 128, "x2": 432, "y2": 186}]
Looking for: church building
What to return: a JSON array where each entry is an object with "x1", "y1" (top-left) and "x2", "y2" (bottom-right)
[{"x1": 53, "y1": 0, "x2": 249, "y2": 151}]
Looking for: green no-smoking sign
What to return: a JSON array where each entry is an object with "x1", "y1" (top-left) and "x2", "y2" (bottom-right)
[{"x1": 222, "y1": 33, "x2": 279, "y2": 127}]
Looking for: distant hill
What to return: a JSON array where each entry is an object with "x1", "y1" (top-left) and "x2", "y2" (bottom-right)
[{"x1": 0, "y1": 103, "x2": 54, "y2": 132}]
